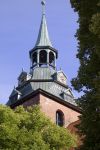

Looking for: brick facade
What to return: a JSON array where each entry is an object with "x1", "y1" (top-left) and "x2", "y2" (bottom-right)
[
  {"x1": 40, "y1": 94, "x2": 80, "y2": 127},
  {"x1": 22, "y1": 94, "x2": 40, "y2": 107},
  {"x1": 21, "y1": 93, "x2": 80, "y2": 128}
]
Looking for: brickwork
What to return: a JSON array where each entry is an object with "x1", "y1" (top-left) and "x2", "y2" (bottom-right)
[
  {"x1": 22, "y1": 94, "x2": 40, "y2": 107},
  {"x1": 14, "y1": 92, "x2": 81, "y2": 150},
  {"x1": 39, "y1": 94, "x2": 80, "y2": 127},
  {"x1": 19, "y1": 93, "x2": 80, "y2": 129}
]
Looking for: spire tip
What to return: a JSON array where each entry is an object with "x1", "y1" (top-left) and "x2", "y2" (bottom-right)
[
  {"x1": 41, "y1": 0, "x2": 46, "y2": 15},
  {"x1": 41, "y1": 0, "x2": 45, "y2": 6}
]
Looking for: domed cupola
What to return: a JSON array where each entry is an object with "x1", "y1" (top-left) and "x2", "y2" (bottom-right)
[{"x1": 29, "y1": 0, "x2": 58, "y2": 70}]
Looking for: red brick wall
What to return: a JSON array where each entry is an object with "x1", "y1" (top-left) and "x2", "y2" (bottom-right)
[
  {"x1": 39, "y1": 94, "x2": 80, "y2": 127},
  {"x1": 68, "y1": 120, "x2": 83, "y2": 149},
  {"x1": 22, "y1": 94, "x2": 40, "y2": 107},
  {"x1": 16, "y1": 93, "x2": 81, "y2": 150},
  {"x1": 20, "y1": 93, "x2": 80, "y2": 128}
]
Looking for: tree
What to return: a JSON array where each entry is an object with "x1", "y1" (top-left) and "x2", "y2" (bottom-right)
[
  {"x1": 0, "y1": 105, "x2": 76, "y2": 150},
  {"x1": 70, "y1": 0, "x2": 100, "y2": 149}
]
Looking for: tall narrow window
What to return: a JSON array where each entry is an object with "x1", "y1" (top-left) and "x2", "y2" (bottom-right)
[{"x1": 56, "y1": 110, "x2": 64, "y2": 127}]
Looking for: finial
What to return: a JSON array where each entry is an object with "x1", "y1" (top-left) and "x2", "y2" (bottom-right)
[
  {"x1": 60, "y1": 67, "x2": 62, "y2": 71},
  {"x1": 41, "y1": 0, "x2": 46, "y2": 15},
  {"x1": 22, "y1": 68, "x2": 24, "y2": 72}
]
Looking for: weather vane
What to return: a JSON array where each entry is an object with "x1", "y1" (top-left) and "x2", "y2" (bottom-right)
[{"x1": 41, "y1": 0, "x2": 46, "y2": 15}]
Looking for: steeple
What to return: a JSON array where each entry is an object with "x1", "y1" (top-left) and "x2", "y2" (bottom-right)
[
  {"x1": 35, "y1": 0, "x2": 52, "y2": 47},
  {"x1": 29, "y1": 0, "x2": 58, "y2": 70}
]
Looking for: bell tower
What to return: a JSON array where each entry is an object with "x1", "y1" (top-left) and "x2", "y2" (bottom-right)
[
  {"x1": 29, "y1": 0, "x2": 58, "y2": 70},
  {"x1": 7, "y1": 0, "x2": 81, "y2": 132}
]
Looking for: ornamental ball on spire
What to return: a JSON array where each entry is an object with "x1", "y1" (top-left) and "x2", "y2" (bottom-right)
[{"x1": 41, "y1": 0, "x2": 45, "y2": 6}]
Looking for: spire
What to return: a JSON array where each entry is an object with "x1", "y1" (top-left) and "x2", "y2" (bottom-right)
[{"x1": 35, "y1": 0, "x2": 52, "y2": 47}]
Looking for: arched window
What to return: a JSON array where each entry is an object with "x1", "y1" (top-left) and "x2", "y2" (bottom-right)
[
  {"x1": 56, "y1": 110, "x2": 64, "y2": 127},
  {"x1": 49, "y1": 51, "x2": 55, "y2": 65},
  {"x1": 40, "y1": 50, "x2": 47, "y2": 64},
  {"x1": 32, "y1": 52, "x2": 37, "y2": 65}
]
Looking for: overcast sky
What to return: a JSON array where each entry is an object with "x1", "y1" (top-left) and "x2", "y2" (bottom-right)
[{"x1": 0, "y1": 0, "x2": 79, "y2": 104}]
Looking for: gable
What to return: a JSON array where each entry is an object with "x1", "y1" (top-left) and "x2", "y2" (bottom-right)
[{"x1": 56, "y1": 71, "x2": 67, "y2": 85}]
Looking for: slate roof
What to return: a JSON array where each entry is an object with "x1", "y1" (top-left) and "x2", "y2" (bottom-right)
[{"x1": 7, "y1": 67, "x2": 77, "y2": 107}]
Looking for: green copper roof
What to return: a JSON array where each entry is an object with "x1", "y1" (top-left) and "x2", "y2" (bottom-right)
[
  {"x1": 35, "y1": 1, "x2": 52, "y2": 47},
  {"x1": 7, "y1": 67, "x2": 76, "y2": 107},
  {"x1": 32, "y1": 67, "x2": 56, "y2": 80}
]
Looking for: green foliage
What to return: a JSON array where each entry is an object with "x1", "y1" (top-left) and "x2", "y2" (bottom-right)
[
  {"x1": 70, "y1": 0, "x2": 100, "y2": 149},
  {"x1": 0, "y1": 105, "x2": 76, "y2": 150}
]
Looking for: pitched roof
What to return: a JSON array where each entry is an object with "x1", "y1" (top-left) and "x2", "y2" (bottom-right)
[{"x1": 7, "y1": 67, "x2": 76, "y2": 107}]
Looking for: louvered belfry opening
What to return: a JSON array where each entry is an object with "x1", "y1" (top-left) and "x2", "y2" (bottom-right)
[
  {"x1": 32, "y1": 52, "x2": 37, "y2": 66},
  {"x1": 49, "y1": 51, "x2": 55, "y2": 66},
  {"x1": 40, "y1": 50, "x2": 47, "y2": 65}
]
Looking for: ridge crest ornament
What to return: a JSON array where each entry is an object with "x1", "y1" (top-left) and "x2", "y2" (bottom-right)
[
  {"x1": 41, "y1": 0, "x2": 45, "y2": 6},
  {"x1": 41, "y1": 0, "x2": 46, "y2": 15}
]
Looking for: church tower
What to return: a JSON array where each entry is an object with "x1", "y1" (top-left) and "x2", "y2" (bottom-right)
[
  {"x1": 7, "y1": 1, "x2": 81, "y2": 127},
  {"x1": 30, "y1": 0, "x2": 57, "y2": 71}
]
